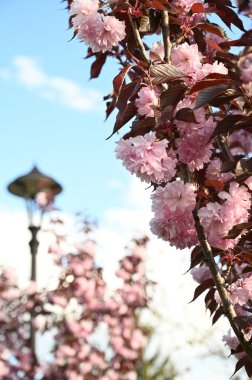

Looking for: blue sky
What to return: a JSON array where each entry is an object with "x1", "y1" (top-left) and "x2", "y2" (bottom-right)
[
  {"x1": 0, "y1": 0, "x2": 250, "y2": 219},
  {"x1": 0, "y1": 0, "x2": 133, "y2": 218}
]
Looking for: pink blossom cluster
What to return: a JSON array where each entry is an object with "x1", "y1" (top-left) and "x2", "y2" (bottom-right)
[
  {"x1": 206, "y1": 158, "x2": 234, "y2": 184},
  {"x1": 135, "y1": 87, "x2": 159, "y2": 118},
  {"x1": 170, "y1": 42, "x2": 228, "y2": 83},
  {"x1": 150, "y1": 180, "x2": 198, "y2": 249},
  {"x1": 115, "y1": 132, "x2": 177, "y2": 183},
  {"x1": 175, "y1": 98, "x2": 216, "y2": 171},
  {"x1": 45, "y1": 234, "x2": 151, "y2": 380},
  {"x1": 198, "y1": 182, "x2": 251, "y2": 250},
  {"x1": 0, "y1": 268, "x2": 46, "y2": 379},
  {"x1": 150, "y1": 41, "x2": 165, "y2": 60},
  {"x1": 218, "y1": 276, "x2": 252, "y2": 307},
  {"x1": 173, "y1": 0, "x2": 200, "y2": 12},
  {"x1": 171, "y1": 0, "x2": 206, "y2": 32},
  {"x1": 70, "y1": 0, "x2": 125, "y2": 52}
]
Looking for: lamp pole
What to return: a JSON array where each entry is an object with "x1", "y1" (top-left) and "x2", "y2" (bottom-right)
[
  {"x1": 29, "y1": 225, "x2": 40, "y2": 282},
  {"x1": 7, "y1": 166, "x2": 62, "y2": 355}
]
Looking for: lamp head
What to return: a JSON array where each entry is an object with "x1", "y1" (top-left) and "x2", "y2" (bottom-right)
[{"x1": 7, "y1": 166, "x2": 62, "y2": 200}]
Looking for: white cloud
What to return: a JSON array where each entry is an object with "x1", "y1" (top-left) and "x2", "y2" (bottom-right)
[
  {"x1": 14, "y1": 56, "x2": 47, "y2": 88},
  {"x1": 1, "y1": 55, "x2": 102, "y2": 111}
]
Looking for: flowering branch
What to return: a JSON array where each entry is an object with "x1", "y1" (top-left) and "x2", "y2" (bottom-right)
[
  {"x1": 128, "y1": 13, "x2": 150, "y2": 64},
  {"x1": 161, "y1": 11, "x2": 172, "y2": 64},
  {"x1": 192, "y1": 209, "x2": 252, "y2": 362},
  {"x1": 180, "y1": 157, "x2": 252, "y2": 359}
]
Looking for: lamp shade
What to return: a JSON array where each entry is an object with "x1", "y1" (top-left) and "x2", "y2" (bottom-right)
[{"x1": 7, "y1": 166, "x2": 62, "y2": 200}]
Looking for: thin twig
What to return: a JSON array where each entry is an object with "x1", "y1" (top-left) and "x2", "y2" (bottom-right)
[
  {"x1": 129, "y1": 14, "x2": 150, "y2": 64},
  {"x1": 216, "y1": 134, "x2": 235, "y2": 163},
  {"x1": 161, "y1": 11, "x2": 172, "y2": 64}
]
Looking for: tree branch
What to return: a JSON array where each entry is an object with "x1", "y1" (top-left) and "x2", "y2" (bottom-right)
[
  {"x1": 129, "y1": 14, "x2": 150, "y2": 65},
  {"x1": 192, "y1": 208, "x2": 252, "y2": 361},
  {"x1": 161, "y1": 11, "x2": 172, "y2": 64}
]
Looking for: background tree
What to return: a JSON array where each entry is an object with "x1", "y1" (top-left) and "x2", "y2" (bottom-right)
[{"x1": 0, "y1": 205, "x2": 177, "y2": 380}]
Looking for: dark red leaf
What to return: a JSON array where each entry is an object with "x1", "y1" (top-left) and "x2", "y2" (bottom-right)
[
  {"x1": 90, "y1": 53, "x2": 107, "y2": 79},
  {"x1": 159, "y1": 81, "x2": 188, "y2": 120},
  {"x1": 231, "y1": 357, "x2": 247, "y2": 377},
  {"x1": 194, "y1": 22, "x2": 226, "y2": 38},
  {"x1": 212, "y1": 306, "x2": 224, "y2": 325},
  {"x1": 208, "y1": 39, "x2": 223, "y2": 52},
  {"x1": 160, "y1": 81, "x2": 188, "y2": 110},
  {"x1": 211, "y1": 115, "x2": 252, "y2": 139},
  {"x1": 175, "y1": 108, "x2": 198, "y2": 123},
  {"x1": 113, "y1": 64, "x2": 132, "y2": 99},
  {"x1": 150, "y1": 63, "x2": 184, "y2": 85},
  {"x1": 193, "y1": 27, "x2": 206, "y2": 52},
  {"x1": 240, "y1": 158, "x2": 252, "y2": 172},
  {"x1": 191, "y1": 245, "x2": 202, "y2": 261},
  {"x1": 189, "y1": 278, "x2": 215, "y2": 303},
  {"x1": 186, "y1": 246, "x2": 204, "y2": 272},
  {"x1": 105, "y1": 101, "x2": 116, "y2": 120},
  {"x1": 116, "y1": 80, "x2": 141, "y2": 111},
  {"x1": 68, "y1": 27, "x2": 78, "y2": 41},
  {"x1": 107, "y1": 102, "x2": 137, "y2": 138},
  {"x1": 145, "y1": 0, "x2": 170, "y2": 11},
  {"x1": 204, "y1": 179, "x2": 225, "y2": 191},
  {"x1": 124, "y1": 117, "x2": 156, "y2": 139},
  {"x1": 216, "y1": 5, "x2": 245, "y2": 31},
  {"x1": 205, "y1": 289, "x2": 218, "y2": 315},
  {"x1": 189, "y1": 75, "x2": 231, "y2": 94},
  {"x1": 225, "y1": 222, "x2": 252, "y2": 239},
  {"x1": 220, "y1": 160, "x2": 237, "y2": 174},
  {"x1": 210, "y1": 89, "x2": 242, "y2": 107},
  {"x1": 245, "y1": 361, "x2": 252, "y2": 377},
  {"x1": 220, "y1": 30, "x2": 252, "y2": 48},
  {"x1": 191, "y1": 3, "x2": 214, "y2": 13},
  {"x1": 205, "y1": 0, "x2": 233, "y2": 6},
  {"x1": 208, "y1": 298, "x2": 218, "y2": 315},
  {"x1": 195, "y1": 84, "x2": 230, "y2": 109},
  {"x1": 205, "y1": 288, "x2": 215, "y2": 307},
  {"x1": 216, "y1": 50, "x2": 239, "y2": 62}
]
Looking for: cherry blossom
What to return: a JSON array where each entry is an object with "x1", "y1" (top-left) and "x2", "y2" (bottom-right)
[
  {"x1": 70, "y1": 0, "x2": 99, "y2": 28},
  {"x1": 115, "y1": 133, "x2": 177, "y2": 183},
  {"x1": 171, "y1": 43, "x2": 203, "y2": 75},
  {"x1": 135, "y1": 87, "x2": 159, "y2": 118}
]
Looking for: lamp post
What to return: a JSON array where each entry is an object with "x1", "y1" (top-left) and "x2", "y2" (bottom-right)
[{"x1": 7, "y1": 166, "x2": 62, "y2": 354}]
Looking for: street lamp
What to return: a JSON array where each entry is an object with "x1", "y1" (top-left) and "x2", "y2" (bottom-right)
[{"x1": 7, "y1": 165, "x2": 62, "y2": 353}]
